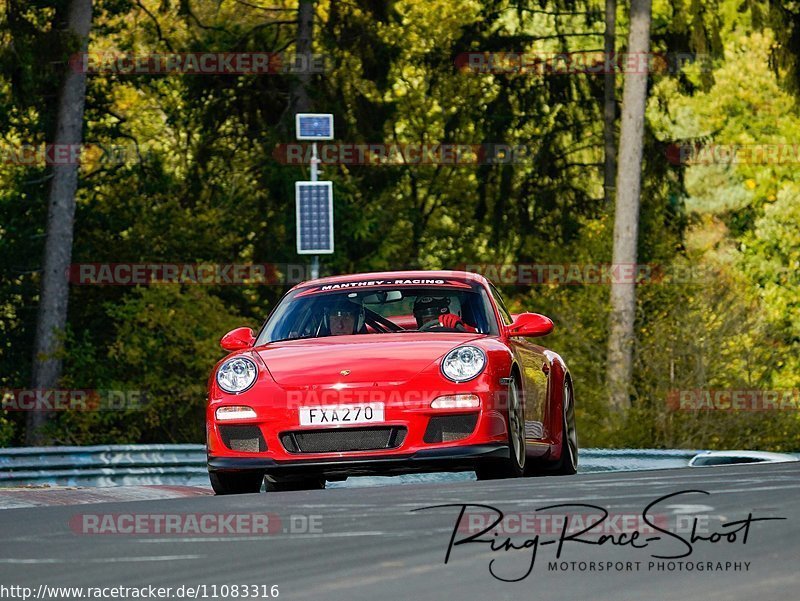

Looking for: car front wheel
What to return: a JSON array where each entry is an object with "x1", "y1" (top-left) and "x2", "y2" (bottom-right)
[{"x1": 475, "y1": 376, "x2": 526, "y2": 480}]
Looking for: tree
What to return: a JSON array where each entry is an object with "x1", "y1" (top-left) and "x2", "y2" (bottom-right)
[
  {"x1": 26, "y1": 0, "x2": 93, "y2": 445},
  {"x1": 606, "y1": 0, "x2": 652, "y2": 414},
  {"x1": 603, "y1": 0, "x2": 617, "y2": 206},
  {"x1": 288, "y1": 0, "x2": 314, "y2": 115}
]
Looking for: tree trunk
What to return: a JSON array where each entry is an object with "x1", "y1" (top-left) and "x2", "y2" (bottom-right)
[
  {"x1": 603, "y1": 0, "x2": 617, "y2": 206},
  {"x1": 289, "y1": 0, "x2": 315, "y2": 114},
  {"x1": 606, "y1": 0, "x2": 652, "y2": 414},
  {"x1": 26, "y1": 0, "x2": 93, "y2": 445}
]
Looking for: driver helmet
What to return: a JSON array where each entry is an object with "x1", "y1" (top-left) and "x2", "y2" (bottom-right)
[
  {"x1": 324, "y1": 298, "x2": 365, "y2": 334},
  {"x1": 413, "y1": 296, "x2": 451, "y2": 328}
]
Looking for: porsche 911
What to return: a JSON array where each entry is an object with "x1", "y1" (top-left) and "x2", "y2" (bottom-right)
[{"x1": 206, "y1": 270, "x2": 577, "y2": 494}]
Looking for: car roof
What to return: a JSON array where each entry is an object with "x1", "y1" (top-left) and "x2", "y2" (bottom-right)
[{"x1": 288, "y1": 270, "x2": 490, "y2": 292}]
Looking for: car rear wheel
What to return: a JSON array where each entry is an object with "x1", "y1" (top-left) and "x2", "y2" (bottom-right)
[
  {"x1": 542, "y1": 379, "x2": 578, "y2": 475},
  {"x1": 475, "y1": 376, "x2": 526, "y2": 480},
  {"x1": 209, "y1": 471, "x2": 264, "y2": 495},
  {"x1": 264, "y1": 476, "x2": 326, "y2": 492}
]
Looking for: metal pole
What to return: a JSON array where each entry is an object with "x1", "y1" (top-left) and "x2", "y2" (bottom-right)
[
  {"x1": 310, "y1": 142, "x2": 320, "y2": 280},
  {"x1": 311, "y1": 141, "x2": 319, "y2": 182}
]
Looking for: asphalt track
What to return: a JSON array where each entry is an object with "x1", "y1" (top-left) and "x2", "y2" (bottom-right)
[{"x1": 1, "y1": 462, "x2": 798, "y2": 601}]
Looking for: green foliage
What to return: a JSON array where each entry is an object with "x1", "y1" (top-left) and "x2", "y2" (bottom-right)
[
  {"x1": 635, "y1": 24, "x2": 800, "y2": 450},
  {"x1": 0, "y1": 414, "x2": 13, "y2": 447},
  {"x1": 45, "y1": 286, "x2": 250, "y2": 444},
  {"x1": 743, "y1": 186, "x2": 800, "y2": 386},
  {"x1": 1, "y1": 0, "x2": 798, "y2": 450}
]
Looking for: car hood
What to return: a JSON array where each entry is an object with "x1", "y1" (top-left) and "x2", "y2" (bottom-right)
[{"x1": 254, "y1": 333, "x2": 484, "y2": 387}]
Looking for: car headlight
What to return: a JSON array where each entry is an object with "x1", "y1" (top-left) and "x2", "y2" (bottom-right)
[
  {"x1": 216, "y1": 357, "x2": 258, "y2": 393},
  {"x1": 441, "y1": 346, "x2": 487, "y2": 383}
]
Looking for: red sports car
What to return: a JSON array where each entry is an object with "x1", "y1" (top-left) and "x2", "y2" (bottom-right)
[{"x1": 206, "y1": 270, "x2": 577, "y2": 494}]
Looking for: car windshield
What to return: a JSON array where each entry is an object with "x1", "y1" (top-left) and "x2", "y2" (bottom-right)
[{"x1": 256, "y1": 283, "x2": 499, "y2": 343}]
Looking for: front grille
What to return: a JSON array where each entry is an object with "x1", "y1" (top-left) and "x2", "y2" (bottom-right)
[
  {"x1": 423, "y1": 414, "x2": 478, "y2": 443},
  {"x1": 219, "y1": 425, "x2": 267, "y2": 453},
  {"x1": 281, "y1": 427, "x2": 406, "y2": 454}
]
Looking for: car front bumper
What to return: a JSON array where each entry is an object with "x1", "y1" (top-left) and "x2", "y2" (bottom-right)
[{"x1": 208, "y1": 443, "x2": 509, "y2": 478}]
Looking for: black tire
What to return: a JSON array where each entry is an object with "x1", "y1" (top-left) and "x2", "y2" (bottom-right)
[
  {"x1": 209, "y1": 471, "x2": 264, "y2": 495},
  {"x1": 264, "y1": 476, "x2": 326, "y2": 492},
  {"x1": 475, "y1": 376, "x2": 526, "y2": 480},
  {"x1": 543, "y1": 379, "x2": 578, "y2": 475}
]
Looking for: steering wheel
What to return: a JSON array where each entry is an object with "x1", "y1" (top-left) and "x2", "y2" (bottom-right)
[
  {"x1": 365, "y1": 308, "x2": 404, "y2": 332},
  {"x1": 419, "y1": 320, "x2": 445, "y2": 331},
  {"x1": 420, "y1": 317, "x2": 469, "y2": 332}
]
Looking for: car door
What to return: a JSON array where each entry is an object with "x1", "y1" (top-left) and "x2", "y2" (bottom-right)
[{"x1": 488, "y1": 284, "x2": 550, "y2": 441}]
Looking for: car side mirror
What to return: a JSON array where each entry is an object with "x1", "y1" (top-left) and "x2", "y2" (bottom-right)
[
  {"x1": 506, "y1": 313, "x2": 554, "y2": 338},
  {"x1": 220, "y1": 327, "x2": 256, "y2": 351}
]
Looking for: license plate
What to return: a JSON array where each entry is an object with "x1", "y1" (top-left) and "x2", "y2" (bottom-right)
[{"x1": 299, "y1": 404, "x2": 385, "y2": 426}]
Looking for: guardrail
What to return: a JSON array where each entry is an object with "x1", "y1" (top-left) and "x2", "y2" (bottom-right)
[
  {"x1": 0, "y1": 444, "x2": 207, "y2": 487},
  {"x1": 0, "y1": 445, "x2": 701, "y2": 488}
]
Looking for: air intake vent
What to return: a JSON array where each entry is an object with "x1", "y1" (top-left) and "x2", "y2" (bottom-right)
[
  {"x1": 219, "y1": 425, "x2": 267, "y2": 453},
  {"x1": 423, "y1": 414, "x2": 478, "y2": 443},
  {"x1": 281, "y1": 427, "x2": 406, "y2": 454}
]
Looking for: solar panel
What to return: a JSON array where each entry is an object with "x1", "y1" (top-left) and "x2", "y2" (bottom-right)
[
  {"x1": 296, "y1": 113, "x2": 334, "y2": 140},
  {"x1": 296, "y1": 181, "x2": 334, "y2": 254}
]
